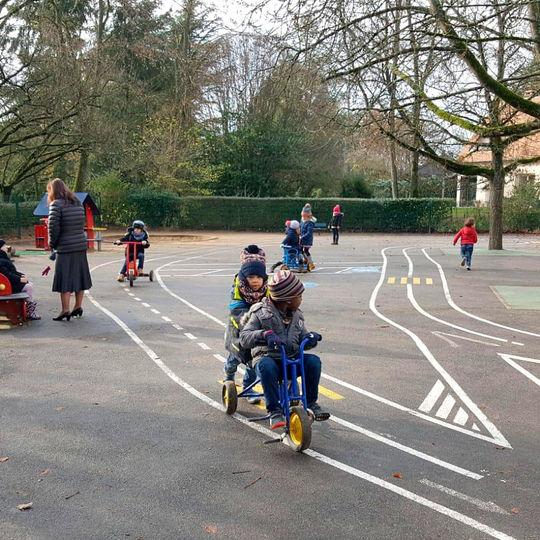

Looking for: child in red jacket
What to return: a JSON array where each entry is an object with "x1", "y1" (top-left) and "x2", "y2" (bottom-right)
[{"x1": 453, "y1": 217, "x2": 478, "y2": 270}]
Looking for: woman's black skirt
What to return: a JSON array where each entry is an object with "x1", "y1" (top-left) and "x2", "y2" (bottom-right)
[{"x1": 52, "y1": 250, "x2": 92, "y2": 293}]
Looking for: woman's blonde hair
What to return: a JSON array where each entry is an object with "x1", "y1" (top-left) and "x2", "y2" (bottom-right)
[
  {"x1": 47, "y1": 178, "x2": 79, "y2": 204},
  {"x1": 464, "y1": 217, "x2": 475, "y2": 227}
]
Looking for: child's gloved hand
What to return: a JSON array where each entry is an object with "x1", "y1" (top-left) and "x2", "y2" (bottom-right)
[
  {"x1": 49, "y1": 250, "x2": 56, "y2": 261},
  {"x1": 42, "y1": 266, "x2": 51, "y2": 276},
  {"x1": 307, "y1": 332, "x2": 322, "y2": 347},
  {"x1": 264, "y1": 330, "x2": 282, "y2": 349},
  {"x1": 114, "y1": 240, "x2": 121, "y2": 245}
]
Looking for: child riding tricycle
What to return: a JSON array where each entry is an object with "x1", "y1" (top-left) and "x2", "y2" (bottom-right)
[{"x1": 114, "y1": 220, "x2": 153, "y2": 286}]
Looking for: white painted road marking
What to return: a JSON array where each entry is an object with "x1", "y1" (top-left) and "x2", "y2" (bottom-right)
[
  {"x1": 151, "y1": 308, "x2": 160, "y2": 314},
  {"x1": 499, "y1": 353, "x2": 540, "y2": 388},
  {"x1": 419, "y1": 479, "x2": 510, "y2": 515},
  {"x1": 142, "y1": 302, "x2": 150, "y2": 308},
  {"x1": 435, "y1": 395, "x2": 456, "y2": 420},
  {"x1": 432, "y1": 331, "x2": 501, "y2": 348},
  {"x1": 134, "y1": 297, "x2": 141, "y2": 301},
  {"x1": 372, "y1": 248, "x2": 511, "y2": 447},
  {"x1": 185, "y1": 333, "x2": 197, "y2": 340},
  {"x1": 162, "y1": 316, "x2": 172, "y2": 322},
  {"x1": 172, "y1": 324, "x2": 184, "y2": 330},
  {"x1": 198, "y1": 342, "x2": 211, "y2": 350},
  {"x1": 423, "y1": 248, "x2": 540, "y2": 339},
  {"x1": 419, "y1": 380, "x2": 445, "y2": 413},
  {"x1": 85, "y1": 278, "x2": 514, "y2": 540}
]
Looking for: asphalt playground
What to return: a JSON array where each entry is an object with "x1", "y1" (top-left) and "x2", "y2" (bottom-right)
[{"x1": 2, "y1": 231, "x2": 540, "y2": 540}]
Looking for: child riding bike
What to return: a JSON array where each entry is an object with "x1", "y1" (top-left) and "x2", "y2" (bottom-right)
[{"x1": 115, "y1": 220, "x2": 150, "y2": 282}]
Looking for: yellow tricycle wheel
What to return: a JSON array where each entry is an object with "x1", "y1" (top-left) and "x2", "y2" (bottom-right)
[{"x1": 287, "y1": 406, "x2": 312, "y2": 452}]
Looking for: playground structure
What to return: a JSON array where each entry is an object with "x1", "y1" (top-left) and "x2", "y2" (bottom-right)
[{"x1": 32, "y1": 193, "x2": 104, "y2": 251}]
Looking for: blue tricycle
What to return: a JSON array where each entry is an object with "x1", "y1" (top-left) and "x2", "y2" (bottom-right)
[
  {"x1": 272, "y1": 244, "x2": 304, "y2": 272},
  {"x1": 222, "y1": 337, "x2": 314, "y2": 452}
]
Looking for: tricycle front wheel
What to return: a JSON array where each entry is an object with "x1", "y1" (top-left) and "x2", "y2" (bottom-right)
[
  {"x1": 222, "y1": 381, "x2": 238, "y2": 415},
  {"x1": 287, "y1": 406, "x2": 312, "y2": 452}
]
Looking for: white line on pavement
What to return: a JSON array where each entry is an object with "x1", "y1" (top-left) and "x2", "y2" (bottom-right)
[
  {"x1": 198, "y1": 342, "x2": 211, "y2": 350},
  {"x1": 371, "y1": 248, "x2": 511, "y2": 448},
  {"x1": 162, "y1": 316, "x2": 172, "y2": 322},
  {"x1": 142, "y1": 302, "x2": 150, "y2": 308},
  {"x1": 419, "y1": 479, "x2": 510, "y2": 515},
  {"x1": 432, "y1": 331, "x2": 501, "y2": 348},
  {"x1": 185, "y1": 333, "x2": 197, "y2": 340},
  {"x1": 151, "y1": 308, "x2": 160, "y2": 314},
  {"x1": 435, "y1": 395, "x2": 456, "y2": 420},
  {"x1": 498, "y1": 353, "x2": 540, "y2": 388},
  {"x1": 419, "y1": 380, "x2": 445, "y2": 413},
  {"x1": 172, "y1": 324, "x2": 183, "y2": 330},
  {"x1": 423, "y1": 248, "x2": 540, "y2": 339},
  {"x1": 134, "y1": 297, "x2": 141, "y2": 301},
  {"x1": 85, "y1": 282, "x2": 514, "y2": 540}
]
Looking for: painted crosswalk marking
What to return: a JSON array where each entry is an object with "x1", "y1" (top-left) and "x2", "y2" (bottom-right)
[
  {"x1": 419, "y1": 380, "x2": 444, "y2": 412},
  {"x1": 387, "y1": 277, "x2": 434, "y2": 285}
]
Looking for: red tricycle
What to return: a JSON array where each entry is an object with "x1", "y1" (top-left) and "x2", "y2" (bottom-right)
[{"x1": 117, "y1": 241, "x2": 154, "y2": 287}]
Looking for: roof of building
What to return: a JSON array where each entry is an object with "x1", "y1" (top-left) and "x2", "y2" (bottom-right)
[
  {"x1": 33, "y1": 193, "x2": 100, "y2": 216},
  {"x1": 457, "y1": 97, "x2": 540, "y2": 165}
]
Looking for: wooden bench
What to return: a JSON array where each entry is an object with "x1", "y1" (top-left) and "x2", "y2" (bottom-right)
[
  {"x1": 314, "y1": 222, "x2": 328, "y2": 235},
  {"x1": 0, "y1": 273, "x2": 28, "y2": 325}
]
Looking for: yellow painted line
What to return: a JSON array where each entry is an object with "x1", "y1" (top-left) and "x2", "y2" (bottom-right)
[
  {"x1": 318, "y1": 385, "x2": 345, "y2": 400},
  {"x1": 387, "y1": 277, "x2": 396, "y2": 284},
  {"x1": 400, "y1": 277, "x2": 408, "y2": 285},
  {"x1": 426, "y1": 278, "x2": 433, "y2": 285},
  {"x1": 413, "y1": 277, "x2": 421, "y2": 285}
]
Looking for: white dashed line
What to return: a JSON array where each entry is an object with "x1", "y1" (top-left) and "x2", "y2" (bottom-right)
[
  {"x1": 128, "y1": 293, "x2": 135, "y2": 297},
  {"x1": 214, "y1": 354, "x2": 227, "y2": 362},
  {"x1": 134, "y1": 297, "x2": 141, "y2": 301},
  {"x1": 162, "y1": 316, "x2": 172, "y2": 322},
  {"x1": 151, "y1": 308, "x2": 160, "y2": 314},
  {"x1": 198, "y1": 342, "x2": 211, "y2": 350},
  {"x1": 512, "y1": 341, "x2": 524, "y2": 346},
  {"x1": 142, "y1": 302, "x2": 150, "y2": 308},
  {"x1": 172, "y1": 324, "x2": 184, "y2": 330},
  {"x1": 185, "y1": 333, "x2": 197, "y2": 340}
]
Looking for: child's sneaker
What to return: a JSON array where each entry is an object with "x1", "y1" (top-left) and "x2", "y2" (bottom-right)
[
  {"x1": 461, "y1": 258, "x2": 466, "y2": 266},
  {"x1": 466, "y1": 267, "x2": 471, "y2": 271},
  {"x1": 269, "y1": 412, "x2": 286, "y2": 430},
  {"x1": 308, "y1": 403, "x2": 330, "y2": 421},
  {"x1": 117, "y1": 274, "x2": 125, "y2": 282}
]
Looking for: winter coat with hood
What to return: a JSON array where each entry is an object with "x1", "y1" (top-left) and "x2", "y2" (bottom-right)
[
  {"x1": 119, "y1": 228, "x2": 150, "y2": 256},
  {"x1": 300, "y1": 217, "x2": 316, "y2": 247},
  {"x1": 282, "y1": 226, "x2": 300, "y2": 248}
]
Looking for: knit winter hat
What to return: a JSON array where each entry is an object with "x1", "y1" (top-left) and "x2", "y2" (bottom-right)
[
  {"x1": 268, "y1": 269, "x2": 305, "y2": 301},
  {"x1": 301, "y1": 203, "x2": 312, "y2": 218},
  {"x1": 289, "y1": 220, "x2": 300, "y2": 230},
  {"x1": 239, "y1": 259, "x2": 267, "y2": 281},
  {"x1": 240, "y1": 244, "x2": 266, "y2": 264},
  {"x1": 0, "y1": 239, "x2": 5, "y2": 249},
  {"x1": 333, "y1": 205, "x2": 341, "y2": 215}
]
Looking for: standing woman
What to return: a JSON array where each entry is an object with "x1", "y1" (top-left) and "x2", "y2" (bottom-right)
[{"x1": 47, "y1": 178, "x2": 92, "y2": 321}]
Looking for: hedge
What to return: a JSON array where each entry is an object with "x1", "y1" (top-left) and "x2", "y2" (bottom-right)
[
  {"x1": 0, "y1": 202, "x2": 41, "y2": 235},
  {"x1": 99, "y1": 194, "x2": 455, "y2": 232}
]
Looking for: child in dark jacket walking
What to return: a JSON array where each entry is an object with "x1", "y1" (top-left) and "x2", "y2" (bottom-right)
[
  {"x1": 0, "y1": 239, "x2": 40, "y2": 320},
  {"x1": 224, "y1": 245, "x2": 268, "y2": 403},
  {"x1": 300, "y1": 204, "x2": 317, "y2": 271},
  {"x1": 453, "y1": 217, "x2": 478, "y2": 270}
]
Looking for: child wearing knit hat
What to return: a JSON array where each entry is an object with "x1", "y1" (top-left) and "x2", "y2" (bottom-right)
[
  {"x1": 300, "y1": 203, "x2": 317, "y2": 271},
  {"x1": 224, "y1": 246, "x2": 268, "y2": 403},
  {"x1": 239, "y1": 269, "x2": 330, "y2": 429},
  {"x1": 329, "y1": 205, "x2": 343, "y2": 245}
]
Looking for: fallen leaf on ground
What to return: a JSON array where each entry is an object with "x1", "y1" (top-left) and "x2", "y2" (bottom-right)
[
  {"x1": 55, "y1": 407, "x2": 64, "y2": 411},
  {"x1": 40, "y1": 469, "x2": 50, "y2": 476},
  {"x1": 510, "y1": 508, "x2": 520, "y2": 515},
  {"x1": 494, "y1": 446, "x2": 505, "y2": 451},
  {"x1": 65, "y1": 490, "x2": 80, "y2": 500},
  {"x1": 0, "y1": 457, "x2": 8, "y2": 462},
  {"x1": 203, "y1": 525, "x2": 217, "y2": 534},
  {"x1": 393, "y1": 473, "x2": 403, "y2": 479},
  {"x1": 17, "y1": 502, "x2": 33, "y2": 511}
]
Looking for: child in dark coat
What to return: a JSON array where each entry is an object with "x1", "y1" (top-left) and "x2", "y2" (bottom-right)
[
  {"x1": 0, "y1": 239, "x2": 40, "y2": 320},
  {"x1": 224, "y1": 245, "x2": 268, "y2": 403},
  {"x1": 114, "y1": 220, "x2": 150, "y2": 282},
  {"x1": 300, "y1": 204, "x2": 317, "y2": 271}
]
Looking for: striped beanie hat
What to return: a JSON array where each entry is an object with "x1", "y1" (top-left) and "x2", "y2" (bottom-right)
[{"x1": 268, "y1": 270, "x2": 305, "y2": 301}]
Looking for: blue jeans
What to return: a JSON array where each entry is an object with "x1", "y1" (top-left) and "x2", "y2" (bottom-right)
[
  {"x1": 224, "y1": 354, "x2": 257, "y2": 389},
  {"x1": 461, "y1": 244, "x2": 474, "y2": 268},
  {"x1": 256, "y1": 353, "x2": 321, "y2": 414},
  {"x1": 120, "y1": 252, "x2": 144, "y2": 274}
]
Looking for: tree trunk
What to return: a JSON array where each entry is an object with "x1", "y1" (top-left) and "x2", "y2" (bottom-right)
[
  {"x1": 74, "y1": 149, "x2": 89, "y2": 192},
  {"x1": 2, "y1": 185, "x2": 13, "y2": 202},
  {"x1": 389, "y1": 141, "x2": 399, "y2": 198},
  {"x1": 410, "y1": 151, "x2": 419, "y2": 197},
  {"x1": 488, "y1": 144, "x2": 504, "y2": 250}
]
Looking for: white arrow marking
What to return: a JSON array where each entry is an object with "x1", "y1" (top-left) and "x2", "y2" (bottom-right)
[
  {"x1": 432, "y1": 331, "x2": 501, "y2": 348},
  {"x1": 499, "y1": 353, "x2": 540, "y2": 388}
]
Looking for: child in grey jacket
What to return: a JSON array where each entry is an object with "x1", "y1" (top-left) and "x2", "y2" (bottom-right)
[{"x1": 239, "y1": 269, "x2": 330, "y2": 429}]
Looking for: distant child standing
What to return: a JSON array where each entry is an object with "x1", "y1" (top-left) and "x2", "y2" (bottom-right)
[
  {"x1": 453, "y1": 217, "x2": 478, "y2": 270},
  {"x1": 300, "y1": 203, "x2": 317, "y2": 271},
  {"x1": 329, "y1": 205, "x2": 343, "y2": 245}
]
